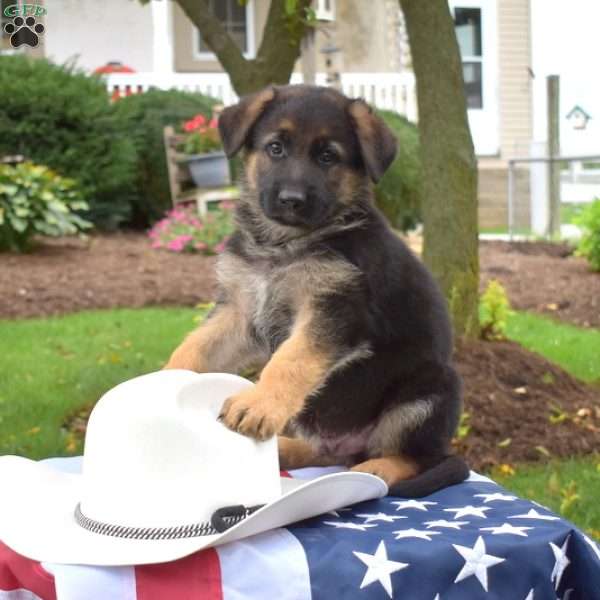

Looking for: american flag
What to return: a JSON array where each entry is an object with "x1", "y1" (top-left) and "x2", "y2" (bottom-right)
[{"x1": 1, "y1": 459, "x2": 599, "y2": 600}]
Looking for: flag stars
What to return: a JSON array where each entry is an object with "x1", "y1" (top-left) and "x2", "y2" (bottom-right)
[
  {"x1": 550, "y1": 536, "x2": 571, "y2": 590},
  {"x1": 391, "y1": 499, "x2": 437, "y2": 511},
  {"x1": 474, "y1": 492, "x2": 517, "y2": 503},
  {"x1": 508, "y1": 509, "x2": 560, "y2": 521},
  {"x1": 424, "y1": 519, "x2": 469, "y2": 530},
  {"x1": 392, "y1": 528, "x2": 442, "y2": 541},
  {"x1": 323, "y1": 521, "x2": 378, "y2": 531},
  {"x1": 356, "y1": 512, "x2": 408, "y2": 524},
  {"x1": 452, "y1": 536, "x2": 505, "y2": 591},
  {"x1": 480, "y1": 522, "x2": 533, "y2": 537},
  {"x1": 353, "y1": 540, "x2": 409, "y2": 598},
  {"x1": 444, "y1": 505, "x2": 492, "y2": 519}
]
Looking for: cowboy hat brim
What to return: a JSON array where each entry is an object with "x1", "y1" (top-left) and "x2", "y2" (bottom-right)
[{"x1": 0, "y1": 455, "x2": 387, "y2": 566}]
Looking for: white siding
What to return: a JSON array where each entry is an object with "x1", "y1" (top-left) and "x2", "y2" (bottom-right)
[
  {"x1": 497, "y1": 0, "x2": 533, "y2": 158},
  {"x1": 43, "y1": 0, "x2": 154, "y2": 72}
]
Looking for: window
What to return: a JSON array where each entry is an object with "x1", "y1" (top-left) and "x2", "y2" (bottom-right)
[
  {"x1": 314, "y1": 0, "x2": 335, "y2": 22},
  {"x1": 454, "y1": 7, "x2": 483, "y2": 109},
  {"x1": 197, "y1": 0, "x2": 253, "y2": 57}
]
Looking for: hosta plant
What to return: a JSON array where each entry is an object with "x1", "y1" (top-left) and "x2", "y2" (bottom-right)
[
  {"x1": 148, "y1": 202, "x2": 235, "y2": 255},
  {"x1": 0, "y1": 162, "x2": 92, "y2": 252}
]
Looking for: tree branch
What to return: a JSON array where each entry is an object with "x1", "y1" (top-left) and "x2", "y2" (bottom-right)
[
  {"x1": 175, "y1": 0, "x2": 248, "y2": 81},
  {"x1": 173, "y1": 0, "x2": 312, "y2": 95}
]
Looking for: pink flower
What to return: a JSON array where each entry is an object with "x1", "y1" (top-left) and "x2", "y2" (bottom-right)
[
  {"x1": 214, "y1": 240, "x2": 227, "y2": 253},
  {"x1": 151, "y1": 240, "x2": 162, "y2": 249},
  {"x1": 167, "y1": 239, "x2": 186, "y2": 252},
  {"x1": 220, "y1": 200, "x2": 235, "y2": 211},
  {"x1": 194, "y1": 241, "x2": 207, "y2": 251},
  {"x1": 208, "y1": 117, "x2": 218, "y2": 129}
]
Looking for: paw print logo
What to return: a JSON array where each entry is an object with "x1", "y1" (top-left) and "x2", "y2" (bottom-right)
[{"x1": 4, "y1": 16, "x2": 45, "y2": 48}]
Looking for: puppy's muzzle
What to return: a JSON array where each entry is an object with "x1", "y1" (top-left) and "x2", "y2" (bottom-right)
[{"x1": 278, "y1": 187, "x2": 306, "y2": 212}]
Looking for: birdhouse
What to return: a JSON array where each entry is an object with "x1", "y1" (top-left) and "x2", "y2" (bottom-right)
[{"x1": 566, "y1": 105, "x2": 591, "y2": 130}]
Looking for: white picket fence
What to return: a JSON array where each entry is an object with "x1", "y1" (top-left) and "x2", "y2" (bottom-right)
[{"x1": 104, "y1": 71, "x2": 418, "y2": 122}]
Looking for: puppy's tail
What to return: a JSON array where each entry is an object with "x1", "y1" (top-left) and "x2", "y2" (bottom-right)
[{"x1": 388, "y1": 455, "x2": 470, "y2": 498}]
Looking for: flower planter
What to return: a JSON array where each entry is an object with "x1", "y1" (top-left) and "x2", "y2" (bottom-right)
[{"x1": 182, "y1": 151, "x2": 231, "y2": 188}]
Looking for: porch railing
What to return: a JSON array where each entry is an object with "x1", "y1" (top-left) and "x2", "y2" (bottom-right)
[{"x1": 104, "y1": 71, "x2": 418, "y2": 121}]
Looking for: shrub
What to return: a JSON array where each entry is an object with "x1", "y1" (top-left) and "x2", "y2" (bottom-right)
[
  {"x1": 148, "y1": 202, "x2": 235, "y2": 255},
  {"x1": 0, "y1": 162, "x2": 92, "y2": 252},
  {"x1": 480, "y1": 279, "x2": 512, "y2": 341},
  {"x1": 375, "y1": 110, "x2": 423, "y2": 231},
  {"x1": 574, "y1": 198, "x2": 600, "y2": 271},
  {"x1": 0, "y1": 55, "x2": 137, "y2": 229},
  {"x1": 112, "y1": 89, "x2": 216, "y2": 227}
]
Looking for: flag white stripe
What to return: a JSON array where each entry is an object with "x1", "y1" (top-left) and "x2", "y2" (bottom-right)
[
  {"x1": 43, "y1": 562, "x2": 136, "y2": 600},
  {"x1": 0, "y1": 591, "x2": 44, "y2": 600},
  {"x1": 217, "y1": 528, "x2": 312, "y2": 600}
]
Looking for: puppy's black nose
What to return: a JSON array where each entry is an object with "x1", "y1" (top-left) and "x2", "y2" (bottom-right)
[{"x1": 278, "y1": 188, "x2": 306, "y2": 210}]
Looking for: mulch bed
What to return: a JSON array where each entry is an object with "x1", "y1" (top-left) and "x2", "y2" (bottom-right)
[
  {"x1": 480, "y1": 240, "x2": 600, "y2": 329},
  {"x1": 0, "y1": 233, "x2": 217, "y2": 319},
  {"x1": 3, "y1": 233, "x2": 600, "y2": 470},
  {"x1": 455, "y1": 339, "x2": 599, "y2": 471}
]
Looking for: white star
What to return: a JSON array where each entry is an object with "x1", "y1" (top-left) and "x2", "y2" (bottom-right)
[
  {"x1": 480, "y1": 522, "x2": 533, "y2": 537},
  {"x1": 323, "y1": 521, "x2": 378, "y2": 531},
  {"x1": 391, "y1": 499, "x2": 437, "y2": 511},
  {"x1": 550, "y1": 536, "x2": 571, "y2": 590},
  {"x1": 353, "y1": 540, "x2": 409, "y2": 598},
  {"x1": 474, "y1": 492, "x2": 517, "y2": 503},
  {"x1": 524, "y1": 589, "x2": 534, "y2": 600},
  {"x1": 444, "y1": 505, "x2": 492, "y2": 519},
  {"x1": 508, "y1": 508, "x2": 560, "y2": 521},
  {"x1": 424, "y1": 519, "x2": 468, "y2": 530},
  {"x1": 453, "y1": 536, "x2": 505, "y2": 591},
  {"x1": 356, "y1": 512, "x2": 408, "y2": 524},
  {"x1": 392, "y1": 528, "x2": 441, "y2": 541}
]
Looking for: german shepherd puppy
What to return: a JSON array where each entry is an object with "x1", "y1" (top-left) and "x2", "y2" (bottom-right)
[{"x1": 166, "y1": 85, "x2": 468, "y2": 497}]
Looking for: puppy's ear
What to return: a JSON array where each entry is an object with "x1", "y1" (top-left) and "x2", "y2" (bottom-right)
[
  {"x1": 218, "y1": 87, "x2": 276, "y2": 158},
  {"x1": 348, "y1": 99, "x2": 398, "y2": 183}
]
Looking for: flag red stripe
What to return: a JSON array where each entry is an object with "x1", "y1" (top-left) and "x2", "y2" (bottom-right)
[
  {"x1": 0, "y1": 542, "x2": 56, "y2": 600},
  {"x1": 136, "y1": 548, "x2": 223, "y2": 600}
]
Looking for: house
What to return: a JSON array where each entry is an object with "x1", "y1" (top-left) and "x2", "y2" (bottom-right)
[
  {"x1": 449, "y1": 0, "x2": 600, "y2": 232},
  {"x1": 3, "y1": 0, "x2": 598, "y2": 232}
]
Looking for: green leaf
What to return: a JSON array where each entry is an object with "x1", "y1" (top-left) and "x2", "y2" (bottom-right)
[{"x1": 8, "y1": 215, "x2": 27, "y2": 233}]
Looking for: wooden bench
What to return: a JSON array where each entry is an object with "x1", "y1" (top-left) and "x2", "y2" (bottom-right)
[{"x1": 163, "y1": 125, "x2": 238, "y2": 216}]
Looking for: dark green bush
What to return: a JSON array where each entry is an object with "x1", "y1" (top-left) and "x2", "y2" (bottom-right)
[
  {"x1": 375, "y1": 110, "x2": 423, "y2": 231},
  {"x1": 112, "y1": 89, "x2": 216, "y2": 227},
  {"x1": 0, "y1": 55, "x2": 137, "y2": 229},
  {"x1": 0, "y1": 162, "x2": 92, "y2": 252}
]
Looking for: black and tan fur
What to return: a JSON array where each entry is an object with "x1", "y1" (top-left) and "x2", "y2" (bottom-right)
[{"x1": 166, "y1": 85, "x2": 468, "y2": 496}]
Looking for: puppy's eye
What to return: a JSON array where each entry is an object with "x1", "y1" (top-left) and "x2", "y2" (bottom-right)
[
  {"x1": 318, "y1": 149, "x2": 338, "y2": 166},
  {"x1": 266, "y1": 141, "x2": 284, "y2": 158}
]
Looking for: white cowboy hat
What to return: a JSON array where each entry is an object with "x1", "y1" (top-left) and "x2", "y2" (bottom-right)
[{"x1": 0, "y1": 370, "x2": 387, "y2": 566}]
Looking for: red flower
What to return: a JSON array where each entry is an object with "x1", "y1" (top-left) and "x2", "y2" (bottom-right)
[
  {"x1": 183, "y1": 114, "x2": 207, "y2": 132},
  {"x1": 208, "y1": 117, "x2": 218, "y2": 129}
]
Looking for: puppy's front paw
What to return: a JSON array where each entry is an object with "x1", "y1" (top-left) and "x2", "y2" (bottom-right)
[{"x1": 219, "y1": 388, "x2": 287, "y2": 441}]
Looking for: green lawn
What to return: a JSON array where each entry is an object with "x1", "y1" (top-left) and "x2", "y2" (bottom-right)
[
  {"x1": 0, "y1": 307, "x2": 203, "y2": 459},
  {"x1": 1, "y1": 306, "x2": 599, "y2": 536},
  {"x1": 506, "y1": 311, "x2": 600, "y2": 383},
  {"x1": 493, "y1": 456, "x2": 600, "y2": 537}
]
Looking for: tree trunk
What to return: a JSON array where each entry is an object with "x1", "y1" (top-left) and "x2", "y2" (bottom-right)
[
  {"x1": 399, "y1": 0, "x2": 480, "y2": 339},
  {"x1": 175, "y1": 0, "x2": 312, "y2": 96}
]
